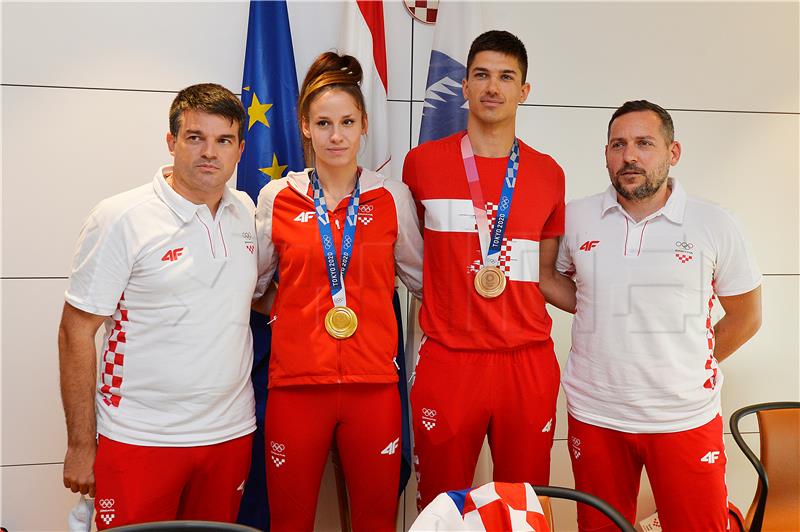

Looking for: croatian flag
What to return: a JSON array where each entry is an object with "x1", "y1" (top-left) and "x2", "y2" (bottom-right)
[
  {"x1": 410, "y1": 482, "x2": 550, "y2": 531},
  {"x1": 339, "y1": 0, "x2": 412, "y2": 496},
  {"x1": 340, "y1": 0, "x2": 391, "y2": 175},
  {"x1": 419, "y1": 0, "x2": 485, "y2": 144}
]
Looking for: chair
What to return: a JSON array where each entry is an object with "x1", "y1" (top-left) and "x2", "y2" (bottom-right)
[
  {"x1": 730, "y1": 401, "x2": 800, "y2": 532},
  {"x1": 537, "y1": 496, "x2": 554, "y2": 530},
  {"x1": 532, "y1": 486, "x2": 635, "y2": 532},
  {"x1": 106, "y1": 521, "x2": 260, "y2": 531}
]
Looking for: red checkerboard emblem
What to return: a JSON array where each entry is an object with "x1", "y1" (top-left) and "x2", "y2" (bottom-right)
[
  {"x1": 403, "y1": 0, "x2": 439, "y2": 24},
  {"x1": 101, "y1": 296, "x2": 127, "y2": 407},
  {"x1": 469, "y1": 202, "x2": 513, "y2": 275},
  {"x1": 675, "y1": 253, "x2": 693, "y2": 263}
]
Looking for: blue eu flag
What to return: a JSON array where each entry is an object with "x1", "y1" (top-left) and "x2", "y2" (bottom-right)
[
  {"x1": 237, "y1": 0, "x2": 304, "y2": 204},
  {"x1": 236, "y1": 1, "x2": 303, "y2": 530}
]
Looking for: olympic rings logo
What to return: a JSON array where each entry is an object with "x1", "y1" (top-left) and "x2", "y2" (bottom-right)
[
  {"x1": 675, "y1": 241, "x2": 694, "y2": 249},
  {"x1": 241, "y1": 232, "x2": 253, "y2": 240},
  {"x1": 343, "y1": 236, "x2": 353, "y2": 247},
  {"x1": 500, "y1": 198, "x2": 510, "y2": 209},
  {"x1": 359, "y1": 205, "x2": 373, "y2": 213},
  {"x1": 422, "y1": 408, "x2": 437, "y2": 417},
  {"x1": 270, "y1": 441, "x2": 286, "y2": 452},
  {"x1": 99, "y1": 499, "x2": 115, "y2": 509},
  {"x1": 323, "y1": 235, "x2": 333, "y2": 247}
]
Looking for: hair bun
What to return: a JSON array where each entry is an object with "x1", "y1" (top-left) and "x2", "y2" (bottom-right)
[{"x1": 337, "y1": 54, "x2": 363, "y2": 85}]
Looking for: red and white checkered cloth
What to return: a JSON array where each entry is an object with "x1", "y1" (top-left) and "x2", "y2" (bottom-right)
[{"x1": 410, "y1": 482, "x2": 550, "y2": 531}]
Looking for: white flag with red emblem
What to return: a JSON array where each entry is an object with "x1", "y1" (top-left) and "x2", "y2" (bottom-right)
[{"x1": 339, "y1": 0, "x2": 391, "y2": 176}]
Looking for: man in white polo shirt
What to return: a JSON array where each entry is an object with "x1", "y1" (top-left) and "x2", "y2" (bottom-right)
[
  {"x1": 556, "y1": 100, "x2": 762, "y2": 531},
  {"x1": 58, "y1": 83, "x2": 257, "y2": 529}
]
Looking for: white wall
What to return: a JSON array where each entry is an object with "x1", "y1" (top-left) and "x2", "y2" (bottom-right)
[{"x1": 2, "y1": 1, "x2": 798, "y2": 531}]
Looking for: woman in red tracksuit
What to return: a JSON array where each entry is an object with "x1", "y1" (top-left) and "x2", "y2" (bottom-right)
[{"x1": 254, "y1": 52, "x2": 423, "y2": 531}]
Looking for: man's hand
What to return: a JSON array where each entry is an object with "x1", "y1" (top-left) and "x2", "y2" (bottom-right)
[
  {"x1": 63, "y1": 442, "x2": 97, "y2": 496},
  {"x1": 251, "y1": 281, "x2": 278, "y2": 316}
]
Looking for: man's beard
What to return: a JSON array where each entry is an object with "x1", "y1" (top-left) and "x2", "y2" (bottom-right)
[{"x1": 611, "y1": 162, "x2": 669, "y2": 201}]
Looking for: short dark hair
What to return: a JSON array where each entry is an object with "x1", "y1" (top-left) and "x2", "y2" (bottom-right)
[
  {"x1": 466, "y1": 30, "x2": 528, "y2": 82},
  {"x1": 169, "y1": 83, "x2": 246, "y2": 142},
  {"x1": 608, "y1": 100, "x2": 675, "y2": 144}
]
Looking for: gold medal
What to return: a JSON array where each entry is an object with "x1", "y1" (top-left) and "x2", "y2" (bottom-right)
[
  {"x1": 474, "y1": 266, "x2": 506, "y2": 298},
  {"x1": 325, "y1": 306, "x2": 358, "y2": 339}
]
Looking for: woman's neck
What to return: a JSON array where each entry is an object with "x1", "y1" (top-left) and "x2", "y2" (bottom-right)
[{"x1": 315, "y1": 161, "x2": 358, "y2": 208}]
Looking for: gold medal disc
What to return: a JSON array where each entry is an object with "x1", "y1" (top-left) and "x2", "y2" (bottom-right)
[
  {"x1": 325, "y1": 306, "x2": 358, "y2": 339},
  {"x1": 474, "y1": 266, "x2": 507, "y2": 298}
]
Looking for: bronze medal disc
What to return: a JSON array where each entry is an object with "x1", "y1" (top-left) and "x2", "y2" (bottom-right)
[
  {"x1": 325, "y1": 306, "x2": 358, "y2": 339},
  {"x1": 474, "y1": 266, "x2": 506, "y2": 298}
]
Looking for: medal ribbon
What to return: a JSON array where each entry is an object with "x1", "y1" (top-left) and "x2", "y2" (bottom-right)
[
  {"x1": 460, "y1": 134, "x2": 520, "y2": 267},
  {"x1": 311, "y1": 169, "x2": 361, "y2": 308}
]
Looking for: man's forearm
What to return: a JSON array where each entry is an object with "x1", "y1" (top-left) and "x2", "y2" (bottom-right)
[
  {"x1": 538, "y1": 237, "x2": 577, "y2": 313},
  {"x1": 713, "y1": 313, "x2": 761, "y2": 363},
  {"x1": 714, "y1": 287, "x2": 762, "y2": 363},
  {"x1": 540, "y1": 270, "x2": 577, "y2": 313},
  {"x1": 59, "y1": 325, "x2": 98, "y2": 446}
]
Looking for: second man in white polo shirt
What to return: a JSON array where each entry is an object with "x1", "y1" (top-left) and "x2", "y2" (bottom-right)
[{"x1": 556, "y1": 100, "x2": 762, "y2": 532}]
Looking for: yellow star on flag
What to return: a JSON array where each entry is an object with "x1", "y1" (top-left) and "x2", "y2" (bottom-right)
[
  {"x1": 260, "y1": 154, "x2": 288, "y2": 181},
  {"x1": 247, "y1": 93, "x2": 273, "y2": 130}
]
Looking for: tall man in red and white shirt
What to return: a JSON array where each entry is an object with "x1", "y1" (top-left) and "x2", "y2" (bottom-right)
[
  {"x1": 403, "y1": 30, "x2": 575, "y2": 510},
  {"x1": 58, "y1": 84, "x2": 257, "y2": 529},
  {"x1": 557, "y1": 100, "x2": 762, "y2": 531}
]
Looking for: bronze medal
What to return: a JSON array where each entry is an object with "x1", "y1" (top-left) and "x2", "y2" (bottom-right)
[
  {"x1": 474, "y1": 266, "x2": 506, "y2": 298},
  {"x1": 325, "y1": 306, "x2": 358, "y2": 339}
]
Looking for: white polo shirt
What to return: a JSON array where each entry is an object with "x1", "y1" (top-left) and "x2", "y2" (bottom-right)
[
  {"x1": 66, "y1": 166, "x2": 257, "y2": 446},
  {"x1": 557, "y1": 179, "x2": 760, "y2": 433}
]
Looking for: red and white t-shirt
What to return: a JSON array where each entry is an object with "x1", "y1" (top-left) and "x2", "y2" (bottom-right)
[
  {"x1": 557, "y1": 179, "x2": 761, "y2": 432},
  {"x1": 403, "y1": 132, "x2": 565, "y2": 351},
  {"x1": 65, "y1": 166, "x2": 257, "y2": 446},
  {"x1": 255, "y1": 169, "x2": 423, "y2": 388}
]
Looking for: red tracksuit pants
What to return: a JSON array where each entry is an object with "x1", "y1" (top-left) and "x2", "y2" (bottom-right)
[
  {"x1": 410, "y1": 338, "x2": 560, "y2": 511},
  {"x1": 265, "y1": 383, "x2": 400, "y2": 531},
  {"x1": 93, "y1": 434, "x2": 252, "y2": 530},
  {"x1": 568, "y1": 414, "x2": 729, "y2": 531}
]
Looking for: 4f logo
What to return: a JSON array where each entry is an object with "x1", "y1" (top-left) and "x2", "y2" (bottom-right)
[
  {"x1": 161, "y1": 247, "x2": 184, "y2": 261},
  {"x1": 579, "y1": 240, "x2": 600, "y2": 252},
  {"x1": 381, "y1": 437, "x2": 400, "y2": 455},
  {"x1": 294, "y1": 211, "x2": 315, "y2": 223},
  {"x1": 700, "y1": 451, "x2": 721, "y2": 464}
]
